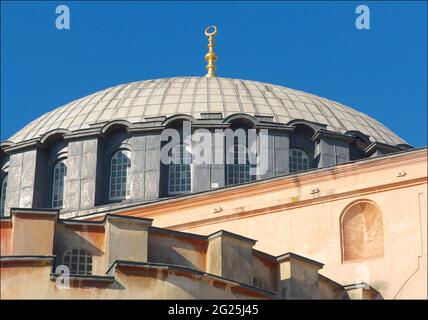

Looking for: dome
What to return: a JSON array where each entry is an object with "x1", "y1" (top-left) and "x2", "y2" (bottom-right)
[{"x1": 8, "y1": 77, "x2": 406, "y2": 146}]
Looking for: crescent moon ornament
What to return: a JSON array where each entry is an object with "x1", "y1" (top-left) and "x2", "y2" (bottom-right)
[
  {"x1": 204, "y1": 25, "x2": 218, "y2": 78},
  {"x1": 205, "y1": 25, "x2": 218, "y2": 37}
]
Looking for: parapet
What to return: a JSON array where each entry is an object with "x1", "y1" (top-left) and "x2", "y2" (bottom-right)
[{"x1": 0, "y1": 208, "x2": 379, "y2": 299}]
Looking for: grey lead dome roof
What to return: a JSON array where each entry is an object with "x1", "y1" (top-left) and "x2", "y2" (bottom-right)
[{"x1": 9, "y1": 77, "x2": 406, "y2": 145}]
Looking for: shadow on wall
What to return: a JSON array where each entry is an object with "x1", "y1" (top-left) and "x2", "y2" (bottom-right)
[
  {"x1": 53, "y1": 224, "x2": 105, "y2": 272},
  {"x1": 148, "y1": 232, "x2": 207, "y2": 271},
  {"x1": 279, "y1": 278, "x2": 351, "y2": 300}
]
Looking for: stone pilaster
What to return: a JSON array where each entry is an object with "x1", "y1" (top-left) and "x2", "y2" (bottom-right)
[
  {"x1": 105, "y1": 215, "x2": 152, "y2": 268},
  {"x1": 143, "y1": 131, "x2": 161, "y2": 199},
  {"x1": 129, "y1": 133, "x2": 145, "y2": 200},
  {"x1": 193, "y1": 129, "x2": 214, "y2": 193},
  {"x1": 365, "y1": 142, "x2": 403, "y2": 158},
  {"x1": 312, "y1": 130, "x2": 353, "y2": 168},
  {"x1": 4, "y1": 145, "x2": 44, "y2": 214},
  {"x1": 64, "y1": 136, "x2": 100, "y2": 210},
  {"x1": 206, "y1": 230, "x2": 256, "y2": 286}
]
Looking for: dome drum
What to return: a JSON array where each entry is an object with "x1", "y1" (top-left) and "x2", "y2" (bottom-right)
[{"x1": 0, "y1": 77, "x2": 411, "y2": 218}]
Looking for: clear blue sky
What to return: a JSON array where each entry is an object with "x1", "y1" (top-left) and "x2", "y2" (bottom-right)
[{"x1": 1, "y1": 1, "x2": 427, "y2": 146}]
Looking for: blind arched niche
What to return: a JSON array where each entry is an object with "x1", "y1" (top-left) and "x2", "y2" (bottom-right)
[{"x1": 341, "y1": 200, "x2": 384, "y2": 262}]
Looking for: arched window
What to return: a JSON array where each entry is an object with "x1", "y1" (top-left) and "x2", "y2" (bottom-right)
[
  {"x1": 227, "y1": 137, "x2": 254, "y2": 185},
  {"x1": 341, "y1": 200, "x2": 384, "y2": 262},
  {"x1": 168, "y1": 144, "x2": 191, "y2": 195},
  {"x1": 289, "y1": 148, "x2": 310, "y2": 173},
  {"x1": 0, "y1": 174, "x2": 7, "y2": 217},
  {"x1": 109, "y1": 149, "x2": 131, "y2": 200},
  {"x1": 62, "y1": 248, "x2": 93, "y2": 275},
  {"x1": 52, "y1": 160, "x2": 67, "y2": 209}
]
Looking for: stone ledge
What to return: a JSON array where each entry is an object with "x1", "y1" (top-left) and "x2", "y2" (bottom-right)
[
  {"x1": 276, "y1": 252, "x2": 324, "y2": 268},
  {"x1": 0, "y1": 255, "x2": 55, "y2": 264},
  {"x1": 107, "y1": 260, "x2": 276, "y2": 297},
  {"x1": 207, "y1": 230, "x2": 257, "y2": 245},
  {"x1": 50, "y1": 273, "x2": 115, "y2": 283}
]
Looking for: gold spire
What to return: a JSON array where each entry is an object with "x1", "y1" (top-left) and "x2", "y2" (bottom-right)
[{"x1": 204, "y1": 25, "x2": 218, "y2": 78}]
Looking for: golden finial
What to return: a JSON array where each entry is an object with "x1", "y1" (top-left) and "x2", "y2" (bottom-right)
[{"x1": 204, "y1": 25, "x2": 218, "y2": 78}]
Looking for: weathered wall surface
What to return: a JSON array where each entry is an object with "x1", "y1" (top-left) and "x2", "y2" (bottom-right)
[
  {"x1": 0, "y1": 265, "x2": 266, "y2": 299},
  {"x1": 0, "y1": 221, "x2": 12, "y2": 255},
  {"x1": 105, "y1": 218, "x2": 150, "y2": 266},
  {"x1": 251, "y1": 253, "x2": 277, "y2": 292},
  {"x1": 318, "y1": 277, "x2": 348, "y2": 300},
  {"x1": 0, "y1": 209, "x2": 355, "y2": 299},
  {"x1": 65, "y1": 137, "x2": 100, "y2": 210},
  {"x1": 148, "y1": 231, "x2": 207, "y2": 271},
  {"x1": 4, "y1": 149, "x2": 40, "y2": 213},
  {"x1": 180, "y1": 182, "x2": 427, "y2": 299},
  {"x1": 123, "y1": 149, "x2": 427, "y2": 299},
  {"x1": 53, "y1": 224, "x2": 106, "y2": 276},
  {"x1": 11, "y1": 212, "x2": 56, "y2": 256}
]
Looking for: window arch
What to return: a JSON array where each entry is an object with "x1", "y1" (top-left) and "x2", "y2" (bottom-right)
[
  {"x1": 109, "y1": 149, "x2": 131, "y2": 200},
  {"x1": 168, "y1": 143, "x2": 191, "y2": 195},
  {"x1": 52, "y1": 160, "x2": 67, "y2": 209},
  {"x1": 0, "y1": 174, "x2": 7, "y2": 217},
  {"x1": 62, "y1": 248, "x2": 93, "y2": 275},
  {"x1": 289, "y1": 148, "x2": 310, "y2": 173},
  {"x1": 341, "y1": 200, "x2": 384, "y2": 262}
]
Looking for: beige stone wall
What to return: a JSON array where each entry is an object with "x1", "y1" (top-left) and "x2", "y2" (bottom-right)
[
  {"x1": 1, "y1": 264, "x2": 53, "y2": 299},
  {"x1": 206, "y1": 236, "x2": 222, "y2": 276},
  {"x1": 148, "y1": 231, "x2": 207, "y2": 271},
  {"x1": 0, "y1": 221, "x2": 12, "y2": 255},
  {"x1": 53, "y1": 224, "x2": 107, "y2": 276},
  {"x1": 6, "y1": 164, "x2": 421, "y2": 302},
  {"x1": 277, "y1": 256, "x2": 323, "y2": 299},
  {"x1": 252, "y1": 253, "x2": 277, "y2": 292},
  {"x1": 124, "y1": 149, "x2": 427, "y2": 299},
  {"x1": 11, "y1": 213, "x2": 56, "y2": 256},
  {"x1": 318, "y1": 277, "x2": 347, "y2": 299},
  {"x1": 105, "y1": 217, "x2": 149, "y2": 266},
  {"x1": 217, "y1": 235, "x2": 254, "y2": 285},
  {"x1": 0, "y1": 211, "x2": 281, "y2": 299},
  {"x1": 0, "y1": 264, "x2": 266, "y2": 299},
  {"x1": 182, "y1": 183, "x2": 427, "y2": 299}
]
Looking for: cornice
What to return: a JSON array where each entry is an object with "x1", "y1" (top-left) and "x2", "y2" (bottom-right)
[
  {"x1": 112, "y1": 148, "x2": 427, "y2": 219},
  {"x1": 207, "y1": 230, "x2": 257, "y2": 245},
  {"x1": 2, "y1": 139, "x2": 42, "y2": 153},
  {"x1": 63, "y1": 129, "x2": 102, "y2": 141},
  {"x1": 276, "y1": 252, "x2": 324, "y2": 268},
  {"x1": 0, "y1": 255, "x2": 55, "y2": 264},
  {"x1": 107, "y1": 260, "x2": 275, "y2": 297},
  {"x1": 10, "y1": 207, "x2": 59, "y2": 220},
  {"x1": 164, "y1": 176, "x2": 427, "y2": 231},
  {"x1": 364, "y1": 141, "x2": 403, "y2": 155},
  {"x1": 311, "y1": 129, "x2": 356, "y2": 143}
]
